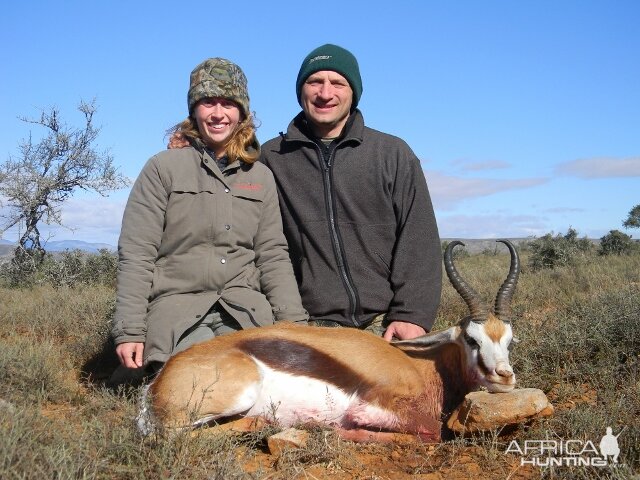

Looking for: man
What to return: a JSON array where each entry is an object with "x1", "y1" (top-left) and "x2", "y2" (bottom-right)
[{"x1": 260, "y1": 44, "x2": 442, "y2": 340}]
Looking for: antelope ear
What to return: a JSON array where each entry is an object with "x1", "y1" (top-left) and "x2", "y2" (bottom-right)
[{"x1": 391, "y1": 326, "x2": 459, "y2": 353}]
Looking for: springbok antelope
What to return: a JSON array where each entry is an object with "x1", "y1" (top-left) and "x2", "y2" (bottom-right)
[{"x1": 139, "y1": 239, "x2": 520, "y2": 441}]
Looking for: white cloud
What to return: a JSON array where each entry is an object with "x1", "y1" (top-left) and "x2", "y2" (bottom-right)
[
  {"x1": 556, "y1": 157, "x2": 640, "y2": 178},
  {"x1": 425, "y1": 170, "x2": 548, "y2": 210},
  {"x1": 437, "y1": 213, "x2": 548, "y2": 238},
  {"x1": 450, "y1": 159, "x2": 511, "y2": 171},
  {"x1": 60, "y1": 197, "x2": 126, "y2": 229},
  {"x1": 1, "y1": 195, "x2": 127, "y2": 246},
  {"x1": 543, "y1": 206, "x2": 585, "y2": 214}
]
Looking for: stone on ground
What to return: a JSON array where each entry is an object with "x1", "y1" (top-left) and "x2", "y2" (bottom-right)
[
  {"x1": 267, "y1": 428, "x2": 310, "y2": 456},
  {"x1": 447, "y1": 388, "x2": 554, "y2": 433}
]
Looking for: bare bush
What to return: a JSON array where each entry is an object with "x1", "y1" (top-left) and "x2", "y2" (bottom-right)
[{"x1": 0, "y1": 100, "x2": 128, "y2": 274}]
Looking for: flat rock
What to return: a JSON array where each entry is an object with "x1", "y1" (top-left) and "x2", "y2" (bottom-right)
[
  {"x1": 447, "y1": 388, "x2": 554, "y2": 433},
  {"x1": 267, "y1": 428, "x2": 310, "y2": 456}
]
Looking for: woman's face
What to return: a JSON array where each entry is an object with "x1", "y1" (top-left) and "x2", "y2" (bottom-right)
[{"x1": 193, "y1": 97, "x2": 241, "y2": 157}]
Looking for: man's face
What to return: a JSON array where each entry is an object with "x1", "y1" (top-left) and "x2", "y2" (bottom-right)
[{"x1": 300, "y1": 70, "x2": 353, "y2": 138}]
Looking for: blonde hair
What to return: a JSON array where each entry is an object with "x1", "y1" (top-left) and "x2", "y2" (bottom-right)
[{"x1": 168, "y1": 114, "x2": 260, "y2": 164}]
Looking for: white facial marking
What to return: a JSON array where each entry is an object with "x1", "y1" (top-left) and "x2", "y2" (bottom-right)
[{"x1": 464, "y1": 321, "x2": 516, "y2": 392}]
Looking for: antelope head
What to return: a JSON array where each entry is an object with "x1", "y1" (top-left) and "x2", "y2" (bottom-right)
[{"x1": 395, "y1": 239, "x2": 520, "y2": 393}]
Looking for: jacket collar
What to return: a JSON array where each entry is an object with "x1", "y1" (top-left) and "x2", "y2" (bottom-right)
[
  {"x1": 189, "y1": 136, "x2": 248, "y2": 163},
  {"x1": 194, "y1": 148, "x2": 243, "y2": 191},
  {"x1": 189, "y1": 137, "x2": 244, "y2": 176},
  {"x1": 282, "y1": 109, "x2": 365, "y2": 146}
]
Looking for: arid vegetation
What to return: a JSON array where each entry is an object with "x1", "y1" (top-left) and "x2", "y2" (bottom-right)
[{"x1": 0, "y1": 235, "x2": 638, "y2": 479}]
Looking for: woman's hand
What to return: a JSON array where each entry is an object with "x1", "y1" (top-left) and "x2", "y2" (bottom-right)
[{"x1": 116, "y1": 342, "x2": 145, "y2": 368}]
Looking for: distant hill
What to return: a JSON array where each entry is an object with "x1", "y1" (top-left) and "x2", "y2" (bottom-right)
[
  {"x1": 441, "y1": 238, "x2": 532, "y2": 254},
  {"x1": 0, "y1": 239, "x2": 116, "y2": 257},
  {"x1": 44, "y1": 240, "x2": 116, "y2": 253}
]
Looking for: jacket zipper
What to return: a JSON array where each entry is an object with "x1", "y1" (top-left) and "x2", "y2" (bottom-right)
[{"x1": 315, "y1": 142, "x2": 360, "y2": 326}]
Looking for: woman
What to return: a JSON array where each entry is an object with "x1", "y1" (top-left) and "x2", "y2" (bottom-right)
[{"x1": 112, "y1": 58, "x2": 308, "y2": 371}]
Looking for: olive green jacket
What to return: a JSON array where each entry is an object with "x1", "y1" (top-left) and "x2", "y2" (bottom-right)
[{"x1": 112, "y1": 147, "x2": 308, "y2": 364}]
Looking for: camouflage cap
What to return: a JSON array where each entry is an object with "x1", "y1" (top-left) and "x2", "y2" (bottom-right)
[{"x1": 188, "y1": 58, "x2": 250, "y2": 118}]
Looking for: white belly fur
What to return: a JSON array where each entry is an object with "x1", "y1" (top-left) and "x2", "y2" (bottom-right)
[{"x1": 242, "y1": 359, "x2": 399, "y2": 430}]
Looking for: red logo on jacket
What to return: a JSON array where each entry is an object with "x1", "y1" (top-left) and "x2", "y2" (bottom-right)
[{"x1": 234, "y1": 183, "x2": 262, "y2": 191}]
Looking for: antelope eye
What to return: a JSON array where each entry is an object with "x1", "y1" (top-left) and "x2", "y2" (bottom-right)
[{"x1": 464, "y1": 333, "x2": 480, "y2": 349}]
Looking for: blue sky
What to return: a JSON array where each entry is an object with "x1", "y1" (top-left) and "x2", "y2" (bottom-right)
[{"x1": 1, "y1": 0, "x2": 639, "y2": 246}]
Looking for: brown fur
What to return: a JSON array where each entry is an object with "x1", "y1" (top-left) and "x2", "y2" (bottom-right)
[
  {"x1": 394, "y1": 340, "x2": 473, "y2": 439},
  {"x1": 151, "y1": 348, "x2": 261, "y2": 428},
  {"x1": 484, "y1": 313, "x2": 508, "y2": 343}
]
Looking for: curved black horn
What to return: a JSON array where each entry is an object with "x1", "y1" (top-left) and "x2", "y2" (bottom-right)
[
  {"x1": 493, "y1": 239, "x2": 520, "y2": 323},
  {"x1": 444, "y1": 241, "x2": 488, "y2": 323}
]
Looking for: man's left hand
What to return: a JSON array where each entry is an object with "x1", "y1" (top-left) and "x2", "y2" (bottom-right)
[{"x1": 383, "y1": 321, "x2": 426, "y2": 341}]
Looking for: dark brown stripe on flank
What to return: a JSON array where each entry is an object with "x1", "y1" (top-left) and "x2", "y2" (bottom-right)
[{"x1": 238, "y1": 338, "x2": 374, "y2": 396}]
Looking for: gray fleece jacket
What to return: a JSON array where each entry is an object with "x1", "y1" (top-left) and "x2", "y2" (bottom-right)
[{"x1": 260, "y1": 110, "x2": 442, "y2": 330}]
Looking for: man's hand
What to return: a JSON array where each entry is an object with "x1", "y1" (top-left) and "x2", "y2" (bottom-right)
[
  {"x1": 116, "y1": 342, "x2": 145, "y2": 368},
  {"x1": 383, "y1": 321, "x2": 426, "y2": 341}
]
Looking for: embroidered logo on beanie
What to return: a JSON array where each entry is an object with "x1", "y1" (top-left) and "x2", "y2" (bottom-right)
[{"x1": 309, "y1": 55, "x2": 332, "y2": 63}]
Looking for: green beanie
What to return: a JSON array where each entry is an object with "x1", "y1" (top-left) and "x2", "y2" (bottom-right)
[
  {"x1": 188, "y1": 58, "x2": 250, "y2": 118},
  {"x1": 296, "y1": 44, "x2": 363, "y2": 108}
]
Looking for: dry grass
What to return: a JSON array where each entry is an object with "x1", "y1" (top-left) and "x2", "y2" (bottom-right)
[{"x1": 0, "y1": 250, "x2": 639, "y2": 479}]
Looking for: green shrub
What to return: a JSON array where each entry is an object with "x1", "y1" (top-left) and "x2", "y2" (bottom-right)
[
  {"x1": 528, "y1": 229, "x2": 594, "y2": 270},
  {"x1": 0, "y1": 249, "x2": 41, "y2": 287},
  {"x1": 39, "y1": 250, "x2": 84, "y2": 287},
  {"x1": 0, "y1": 249, "x2": 117, "y2": 288},
  {"x1": 83, "y1": 249, "x2": 118, "y2": 287},
  {"x1": 599, "y1": 229, "x2": 637, "y2": 256}
]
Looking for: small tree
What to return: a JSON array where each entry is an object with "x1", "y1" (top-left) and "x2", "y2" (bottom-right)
[
  {"x1": 599, "y1": 230, "x2": 635, "y2": 256},
  {"x1": 0, "y1": 100, "x2": 129, "y2": 269},
  {"x1": 623, "y1": 204, "x2": 640, "y2": 229}
]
